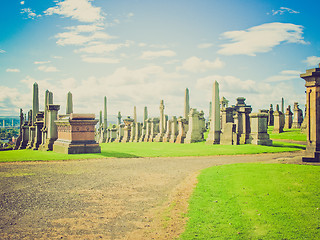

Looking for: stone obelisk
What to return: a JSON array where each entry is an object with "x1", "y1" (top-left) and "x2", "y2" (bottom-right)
[
  {"x1": 184, "y1": 88, "x2": 190, "y2": 119},
  {"x1": 103, "y1": 96, "x2": 107, "y2": 130},
  {"x1": 32, "y1": 83, "x2": 39, "y2": 125},
  {"x1": 133, "y1": 106, "x2": 137, "y2": 123},
  {"x1": 66, "y1": 92, "x2": 73, "y2": 114},
  {"x1": 206, "y1": 81, "x2": 221, "y2": 144}
]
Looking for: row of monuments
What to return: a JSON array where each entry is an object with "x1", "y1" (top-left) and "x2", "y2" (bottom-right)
[
  {"x1": 13, "y1": 64, "x2": 320, "y2": 162},
  {"x1": 14, "y1": 85, "x2": 101, "y2": 154}
]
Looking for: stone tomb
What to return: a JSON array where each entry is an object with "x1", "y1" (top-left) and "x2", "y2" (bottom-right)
[{"x1": 53, "y1": 114, "x2": 101, "y2": 154}]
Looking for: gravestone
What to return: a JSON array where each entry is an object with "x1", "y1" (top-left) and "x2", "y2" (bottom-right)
[
  {"x1": 148, "y1": 118, "x2": 160, "y2": 142},
  {"x1": 185, "y1": 108, "x2": 203, "y2": 143},
  {"x1": 169, "y1": 116, "x2": 178, "y2": 143},
  {"x1": 292, "y1": 102, "x2": 303, "y2": 128},
  {"x1": 163, "y1": 118, "x2": 172, "y2": 142},
  {"x1": 53, "y1": 114, "x2": 101, "y2": 154},
  {"x1": 114, "y1": 124, "x2": 124, "y2": 143},
  {"x1": 175, "y1": 117, "x2": 187, "y2": 144},
  {"x1": 108, "y1": 125, "x2": 117, "y2": 143},
  {"x1": 284, "y1": 105, "x2": 293, "y2": 129},
  {"x1": 66, "y1": 92, "x2": 73, "y2": 115},
  {"x1": 122, "y1": 117, "x2": 134, "y2": 143},
  {"x1": 133, "y1": 122, "x2": 142, "y2": 142},
  {"x1": 268, "y1": 104, "x2": 274, "y2": 126},
  {"x1": 273, "y1": 104, "x2": 284, "y2": 133},
  {"x1": 143, "y1": 119, "x2": 151, "y2": 142},
  {"x1": 32, "y1": 111, "x2": 44, "y2": 150},
  {"x1": 40, "y1": 104, "x2": 60, "y2": 151},
  {"x1": 154, "y1": 100, "x2": 165, "y2": 142},
  {"x1": 249, "y1": 113, "x2": 272, "y2": 146},
  {"x1": 220, "y1": 122, "x2": 237, "y2": 145}
]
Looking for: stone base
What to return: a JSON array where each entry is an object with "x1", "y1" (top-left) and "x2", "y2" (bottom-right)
[
  {"x1": 292, "y1": 123, "x2": 301, "y2": 128},
  {"x1": 53, "y1": 140, "x2": 101, "y2": 154},
  {"x1": 302, "y1": 152, "x2": 320, "y2": 162},
  {"x1": 175, "y1": 135, "x2": 185, "y2": 144},
  {"x1": 249, "y1": 133, "x2": 272, "y2": 146},
  {"x1": 206, "y1": 130, "x2": 220, "y2": 145},
  {"x1": 26, "y1": 140, "x2": 35, "y2": 149},
  {"x1": 169, "y1": 136, "x2": 176, "y2": 143},
  {"x1": 18, "y1": 140, "x2": 28, "y2": 150},
  {"x1": 39, "y1": 138, "x2": 56, "y2": 151},
  {"x1": 154, "y1": 133, "x2": 164, "y2": 142},
  {"x1": 272, "y1": 128, "x2": 283, "y2": 134},
  {"x1": 163, "y1": 134, "x2": 171, "y2": 143}
]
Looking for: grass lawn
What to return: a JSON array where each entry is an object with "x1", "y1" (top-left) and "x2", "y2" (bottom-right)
[
  {"x1": 0, "y1": 141, "x2": 305, "y2": 162},
  {"x1": 268, "y1": 126, "x2": 307, "y2": 142},
  {"x1": 180, "y1": 163, "x2": 320, "y2": 240}
]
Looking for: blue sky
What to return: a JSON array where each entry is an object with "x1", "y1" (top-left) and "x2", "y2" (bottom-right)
[{"x1": 0, "y1": 0, "x2": 319, "y2": 120}]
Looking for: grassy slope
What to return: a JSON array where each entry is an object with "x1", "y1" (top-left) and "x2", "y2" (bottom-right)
[
  {"x1": 268, "y1": 126, "x2": 307, "y2": 141},
  {"x1": 180, "y1": 163, "x2": 320, "y2": 240},
  {"x1": 0, "y1": 141, "x2": 305, "y2": 162}
]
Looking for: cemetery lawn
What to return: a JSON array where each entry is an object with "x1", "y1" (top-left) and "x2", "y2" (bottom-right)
[
  {"x1": 0, "y1": 141, "x2": 305, "y2": 162},
  {"x1": 268, "y1": 126, "x2": 307, "y2": 141},
  {"x1": 180, "y1": 163, "x2": 320, "y2": 240}
]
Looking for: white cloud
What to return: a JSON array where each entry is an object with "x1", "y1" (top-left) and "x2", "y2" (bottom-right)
[
  {"x1": 65, "y1": 24, "x2": 104, "y2": 33},
  {"x1": 20, "y1": 1, "x2": 25, "y2": 5},
  {"x1": 34, "y1": 61, "x2": 51, "y2": 65},
  {"x1": 271, "y1": 7, "x2": 300, "y2": 15},
  {"x1": 81, "y1": 56, "x2": 120, "y2": 63},
  {"x1": 177, "y1": 56, "x2": 224, "y2": 73},
  {"x1": 6, "y1": 68, "x2": 20, "y2": 73},
  {"x1": 21, "y1": 8, "x2": 41, "y2": 19},
  {"x1": 127, "y1": 12, "x2": 134, "y2": 18},
  {"x1": 44, "y1": 0, "x2": 104, "y2": 23},
  {"x1": 0, "y1": 49, "x2": 5, "y2": 53},
  {"x1": 197, "y1": 43, "x2": 213, "y2": 49},
  {"x1": 218, "y1": 22, "x2": 307, "y2": 56},
  {"x1": 303, "y1": 56, "x2": 320, "y2": 67},
  {"x1": 76, "y1": 41, "x2": 131, "y2": 54},
  {"x1": 266, "y1": 70, "x2": 301, "y2": 82},
  {"x1": 140, "y1": 50, "x2": 176, "y2": 60},
  {"x1": 37, "y1": 65, "x2": 59, "y2": 72},
  {"x1": 55, "y1": 30, "x2": 115, "y2": 46}
]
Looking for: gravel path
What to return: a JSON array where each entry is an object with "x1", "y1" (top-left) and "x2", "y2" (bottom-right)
[{"x1": 0, "y1": 151, "x2": 305, "y2": 239}]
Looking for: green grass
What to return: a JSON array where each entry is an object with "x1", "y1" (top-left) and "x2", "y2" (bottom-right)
[
  {"x1": 268, "y1": 126, "x2": 307, "y2": 142},
  {"x1": 180, "y1": 163, "x2": 320, "y2": 240},
  {"x1": 0, "y1": 141, "x2": 305, "y2": 162}
]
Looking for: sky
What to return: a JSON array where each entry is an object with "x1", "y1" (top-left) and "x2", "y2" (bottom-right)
[{"x1": 0, "y1": 0, "x2": 319, "y2": 122}]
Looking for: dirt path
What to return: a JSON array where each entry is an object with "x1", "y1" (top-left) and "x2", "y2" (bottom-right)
[{"x1": 0, "y1": 151, "x2": 305, "y2": 239}]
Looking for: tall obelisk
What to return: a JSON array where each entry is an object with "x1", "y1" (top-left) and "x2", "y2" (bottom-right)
[
  {"x1": 32, "y1": 83, "x2": 39, "y2": 125},
  {"x1": 66, "y1": 92, "x2": 73, "y2": 114},
  {"x1": 206, "y1": 81, "x2": 221, "y2": 144},
  {"x1": 184, "y1": 88, "x2": 190, "y2": 119}
]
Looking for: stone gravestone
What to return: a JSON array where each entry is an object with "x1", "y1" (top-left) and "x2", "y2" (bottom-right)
[
  {"x1": 143, "y1": 119, "x2": 151, "y2": 142},
  {"x1": 220, "y1": 123, "x2": 237, "y2": 145},
  {"x1": 249, "y1": 113, "x2": 272, "y2": 146},
  {"x1": 163, "y1": 118, "x2": 172, "y2": 142},
  {"x1": 169, "y1": 116, "x2": 178, "y2": 143},
  {"x1": 40, "y1": 104, "x2": 60, "y2": 151},
  {"x1": 273, "y1": 104, "x2": 284, "y2": 133},
  {"x1": 292, "y1": 102, "x2": 303, "y2": 128},
  {"x1": 300, "y1": 64, "x2": 320, "y2": 162},
  {"x1": 185, "y1": 108, "x2": 203, "y2": 143},
  {"x1": 32, "y1": 111, "x2": 44, "y2": 150},
  {"x1": 108, "y1": 125, "x2": 117, "y2": 143},
  {"x1": 233, "y1": 98, "x2": 252, "y2": 144},
  {"x1": 122, "y1": 117, "x2": 134, "y2": 143},
  {"x1": 154, "y1": 100, "x2": 165, "y2": 142},
  {"x1": 114, "y1": 124, "x2": 124, "y2": 143},
  {"x1": 268, "y1": 104, "x2": 274, "y2": 126},
  {"x1": 148, "y1": 118, "x2": 160, "y2": 142},
  {"x1": 284, "y1": 105, "x2": 293, "y2": 129},
  {"x1": 175, "y1": 117, "x2": 187, "y2": 144},
  {"x1": 133, "y1": 122, "x2": 142, "y2": 142},
  {"x1": 53, "y1": 114, "x2": 101, "y2": 154}
]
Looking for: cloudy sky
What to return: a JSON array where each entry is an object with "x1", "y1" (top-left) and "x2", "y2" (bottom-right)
[{"x1": 0, "y1": 0, "x2": 319, "y2": 121}]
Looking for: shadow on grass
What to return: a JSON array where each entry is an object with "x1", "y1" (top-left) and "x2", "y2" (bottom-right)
[
  {"x1": 97, "y1": 151, "x2": 141, "y2": 158},
  {"x1": 272, "y1": 142, "x2": 306, "y2": 150}
]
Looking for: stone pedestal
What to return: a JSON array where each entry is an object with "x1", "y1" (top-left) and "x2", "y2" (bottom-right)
[
  {"x1": 114, "y1": 124, "x2": 124, "y2": 143},
  {"x1": 169, "y1": 117, "x2": 178, "y2": 143},
  {"x1": 292, "y1": 102, "x2": 303, "y2": 128},
  {"x1": 53, "y1": 114, "x2": 101, "y2": 154},
  {"x1": 234, "y1": 107, "x2": 252, "y2": 144},
  {"x1": 268, "y1": 104, "x2": 274, "y2": 126},
  {"x1": 249, "y1": 113, "x2": 272, "y2": 146},
  {"x1": 26, "y1": 126, "x2": 36, "y2": 149},
  {"x1": 32, "y1": 112, "x2": 44, "y2": 150},
  {"x1": 273, "y1": 105, "x2": 284, "y2": 134},
  {"x1": 19, "y1": 123, "x2": 29, "y2": 149},
  {"x1": 40, "y1": 104, "x2": 60, "y2": 151},
  {"x1": 301, "y1": 65, "x2": 320, "y2": 162},
  {"x1": 284, "y1": 105, "x2": 293, "y2": 129},
  {"x1": 133, "y1": 122, "x2": 142, "y2": 142},
  {"x1": 175, "y1": 118, "x2": 187, "y2": 144},
  {"x1": 220, "y1": 123, "x2": 237, "y2": 145},
  {"x1": 143, "y1": 119, "x2": 151, "y2": 142},
  {"x1": 185, "y1": 109, "x2": 203, "y2": 143},
  {"x1": 122, "y1": 117, "x2": 134, "y2": 143},
  {"x1": 108, "y1": 127, "x2": 118, "y2": 143},
  {"x1": 148, "y1": 118, "x2": 159, "y2": 142},
  {"x1": 163, "y1": 119, "x2": 172, "y2": 142}
]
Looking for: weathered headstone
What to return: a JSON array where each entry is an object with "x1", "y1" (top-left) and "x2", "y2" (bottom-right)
[
  {"x1": 220, "y1": 122, "x2": 237, "y2": 145},
  {"x1": 273, "y1": 104, "x2": 284, "y2": 133},
  {"x1": 284, "y1": 105, "x2": 293, "y2": 129},
  {"x1": 148, "y1": 118, "x2": 160, "y2": 142},
  {"x1": 234, "y1": 98, "x2": 252, "y2": 144},
  {"x1": 292, "y1": 102, "x2": 303, "y2": 128},
  {"x1": 169, "y1": 116, "x2": 178, "y2": 143},
  {"x1": 185, "y1": 108, "x2": 204, "y2": 143},
  {"x1": 133, "y1": 122, "x2": 142, "y2": 142},
  {"x1": 163, "y1": 118, "x2": 172, "y2": 142},
  {"x1": 32, "y1": 111, "x2": 44, "y2": 150},
  {"x1": 268, "y1": 104, "x2": 274, "y2": 126},
  {"x1": 206, "y1": 81, "x2": 221, "y2": 144},
  {"x1": 40, "y1": 104, "x2": 60, "y2": 151},
  {"x1": 122, "y1": 117, "x2": 134, "y2": 143},
  {"x1": 301, "y1": 64, "x2": 320, "y2": 162},
  {"x1": 249, "y1": 113, "x2": 272, "y2": 146},
  {"x1": 143, "y1": 119, "x2": 151, "y2": 142},
  {"x1": 175, "y1": 117, "x2": 187, "y2": 144}
]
